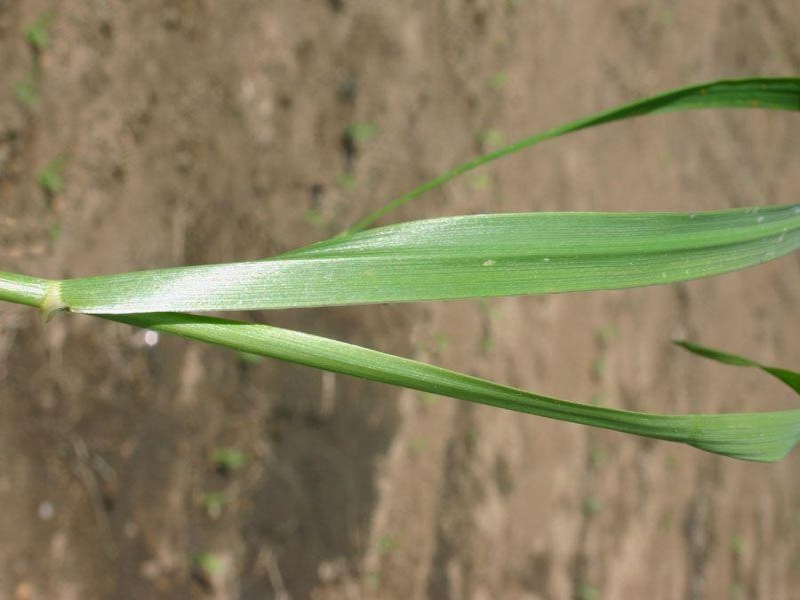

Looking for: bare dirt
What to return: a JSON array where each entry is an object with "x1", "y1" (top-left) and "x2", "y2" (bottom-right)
[{"x1": 1, "y1": 1, "x2": 799, "y2": 599}]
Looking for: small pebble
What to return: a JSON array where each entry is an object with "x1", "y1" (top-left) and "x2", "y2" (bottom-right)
[{"x1": 38, "y1": 500, "x2": 54, "y2": 521}]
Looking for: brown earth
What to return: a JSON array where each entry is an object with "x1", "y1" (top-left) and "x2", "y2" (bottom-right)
[{"x1": 1, "y1": 1, "x2": 799, "y2": 599}]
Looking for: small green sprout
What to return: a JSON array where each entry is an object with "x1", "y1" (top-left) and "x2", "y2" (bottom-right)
[
  {"x1": 468, "y1": 172, "x2": 493, "y2": 190},
  {"x1": 377, "y1": 533, "x2": 396, "y2": 556},
  {"x1": 14, "y1": 73, "x2": 38, "y2": 107},
  {"x1": 409, "y1": 437, "x2": 426, "y2": 453},
  {"x1": 47, "y1": 223, "x2": 62, "y2": 247},
  {"x1": 195, "y1": 553, "x2": 224, "y2": 574},
  {"x1": 583, "y1": 496, "x2": 603, "y2": 517},
  {"x1": 596, "y1": 325, "x2": 618, "y2": 346},
  {"x1": 366, "y1": 570, "x2": 381, "y2": 589},
  {"x1": 591, "y1": 357, "x2": 606, "y2": 378},
  {"x1": 659, "y1": 509, "x2": 674, "y2": 530},
  {"x1": 488, "y1": 70, "x2": 508, "y2": 89},
  {"x1": 201, "y1": 492, "x2": 228, "y2": 519},
  {"x1": 192, "y1": 552, "x2": 225, "y2": 590},
  {"x1": 577, "y1": 584, "x2": 600, "y2": 600},
  {"x1": 212, "y1": 448, "x2": 246, "y2": 472},
  {"x1": 589, "y1": 448, "x2": 607, "y2": 468},
  {"x1": 346, "y1": 122, "x2": 379, "y2": 142},
  {"x1": 465, "y1": 427, "x2": 480, "y2": 450},
  {"x1": 25, "y1": 12, "x2": 53, "y2": 51},
  {"x1": 658, "y1": 8, "x2": 676, "y2": 25},
  {"x1": 38, "y1": 157, "x2": 65, "y2": 197},
  {"x1": 729, "y1": 583, "x2": 744, "y2": 600},
  {"x1": 730, "y1": 533, "x2": 746, "y2": 557},
  {"x1": 478, "y1": 334, "x2": 494, "y2": 355},
  {"x1": 336, "y1": 172, "x2": 357, "y2": 191},
  {"x1": 476, "y1": 298, "x2": 498, "y2": 320},
  {"x1": 304, "y1": 208, "x2": 327, "y2": 228},
  {"x1": 433, "y1": 331, "x2": 449, "y2": 351},
  {"x1": 477, "y1": 129, "x2": 506, "y2": 149}
]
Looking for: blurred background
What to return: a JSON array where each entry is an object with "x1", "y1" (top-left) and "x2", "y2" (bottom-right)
[{"x1": 1, "y1": 1, "x2": 799, "y2": 598}]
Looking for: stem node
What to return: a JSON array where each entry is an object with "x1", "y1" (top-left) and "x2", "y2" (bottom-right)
[{"x1": 41, "y1": 281, "x2": 67, "y2": 322}]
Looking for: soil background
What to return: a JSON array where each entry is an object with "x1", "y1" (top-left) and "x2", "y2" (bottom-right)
[{"x1": 1, "y1": 1, "x2": 799, "y2": 599}]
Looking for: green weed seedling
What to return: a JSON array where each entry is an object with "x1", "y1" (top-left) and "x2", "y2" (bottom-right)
[
  {"x1": 303, "y1": 208, "x2": 328, "y2": 229},
  {"x1": 583, "y1": 496, "x2": 603, "y2": 517},
  {"x1": 468, "y1": 171, "x2": 493, "y2": 190},
  {"x1": 14, "y1": 72, "x2": 38, "y2": 107},
  {"x1": 191, "y1": 552, "x2": 225, "y2": 591},
  {"x1": 202, "y1": 492, "x2": 228, "y2": 519},
  {"x1": 477, "y1": 129, "x2": 507, "y2": 149},
  {"x1": 409, "y1": 436, "x2": 427, "y2": 453},
  {"x1": 596, "y1": 325, "x2": 617, "y2": 347},
  {"x1": 488, "y1": 70, "x2": 508, "y2": 89},
  {"x1": 377, "y1": 533, "x2": 396, "y2": 556},
  {"x1": 366, "y1": 570, "x2": 381, "y2": 590},
  {"x1": 730, "y1": 533, "x2": 746, "y2": 558},
  {"x1": 25, "y1": 12, "x2": 53, "y2": 52},
  {"x1": 38, "y1": 157, "x2": 65, "y2": 197},
  {"x1": 591, "y1": 357, "x2": 606, "y2": 379},
  {"x1": 1, "y1": 78, "x2": 799, "y2": 462},
  {"x1": 589, "y1": 448, "x2": 608, "y2": 468},
  {"x1": 336, "y1": 172, "x2": 357, "y2": 191},
  {"x1": 729, "y1": 583, "x2": 744, "y2": 600},
  {"x1": 15, "y1": 13, "x2": 53, "y2": 109},
  {"x1": 577, "y1": 584, "x2": 600, "y2": 600},
  {"x1": 213, "y1": 448, "x2": 246, "y2": 473},
  {"x1": 346, "y1": 121, "x2": 379, "y2": 143}
]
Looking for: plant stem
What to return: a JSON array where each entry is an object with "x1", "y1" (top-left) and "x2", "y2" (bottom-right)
[{"x1": 0, "y1": 271, "x2": 52, "y2": 309}]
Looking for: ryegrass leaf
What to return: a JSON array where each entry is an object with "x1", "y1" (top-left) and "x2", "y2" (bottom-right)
[
  {"x1": 346, "y1": 77, "x2": 800, "y2": 232},
  {"x1": 674, "y1": 340, "x2": 800, "y2": 394},
  {"x1": 1, "y1": 77, "x2": 798, "y2": 463},
  {"x1": 105, "y1": 312, "x2": 800, "y2": 463},
  {"x1": 55, "y1": 206, "x2": 800, "y2": 314}
]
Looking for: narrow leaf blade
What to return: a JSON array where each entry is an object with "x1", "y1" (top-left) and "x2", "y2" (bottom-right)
[
  {"x1": 675, "y1": 340, "x2": 800, "y2": 394},
  {"x1": 347, "y1": 77, "x2": 800, "y2": 232},
  {"x1": 58, "y1": 206, "x2": 800, "y2": 314},
  {"x1": 106, "y1": 312, "x2": 800, "y2": 463}
]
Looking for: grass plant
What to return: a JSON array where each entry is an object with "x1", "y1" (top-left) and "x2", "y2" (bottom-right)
[
  {"x1": 13, "y1": 72, "x2": 38, "y2": 107},
  {"x1": 38, "y1": 156, "x2": 65, "y2": 197},
  {"x1": 24, "y1": 11, "x2": 53, "y2": 52},
  {"x1": 1, "y1": 77, "x2": 798, "y2": 462}
]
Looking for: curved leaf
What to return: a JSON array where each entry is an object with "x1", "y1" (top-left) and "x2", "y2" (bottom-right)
[
  {"x1": 346, "y1": 77, "x2": 800, "y2": 232},
  {"x1": 55, "y1": 205, "x2": 800, "y2": 314},
  {"x1": 106, "y1": 312, "x2": 800, "y2": 463},
  {"x1": 675, "y1": 340, "x2": 800, "y2": 394}
]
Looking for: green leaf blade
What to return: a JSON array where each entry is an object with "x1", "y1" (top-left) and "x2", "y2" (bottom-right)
[
  {"x1": 107, "y1": 312, "x2": 800, "y2": 463},
  {"x1": 58, "y1": 205, "x2": 800, "y2": 314},
  {"x1": 675, "y1": 340, "x2": 800, "y2": 394},
  {"x1": 346, "y1": 77, "x2": 800, "y2": 232}
]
